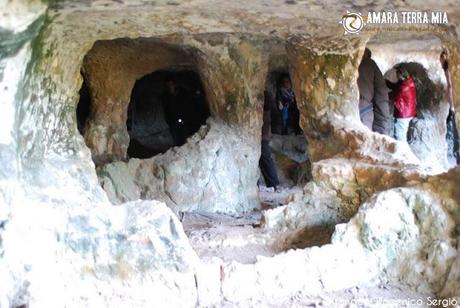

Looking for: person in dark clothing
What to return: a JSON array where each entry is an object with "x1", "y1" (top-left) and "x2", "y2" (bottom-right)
[
  {"x1": 188, "y1": 88, "x2": 210, "y2": 133},
  {"x1": 357, "y1": 48, "x2": 391, "y2": 135},
  {"x1": 440, "y1": 50, "x2": 460, "y2": 164},
  {"x1": 276, "y1": 76, "x2": 302, "y2": 135},
  {"x1": 161, "y1": 79, "x2": 189, "y2": 146},
  {"x1": 289, "y1": 98, "x2": 303, "y2": 135},
  {"x1": 259, "y1": 94, "x2": 280, "y2": 191}
]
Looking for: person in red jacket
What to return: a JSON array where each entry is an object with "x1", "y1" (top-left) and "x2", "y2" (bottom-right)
[{"x1": 388, "y1": 67, "x2": 417, "y2": 141}]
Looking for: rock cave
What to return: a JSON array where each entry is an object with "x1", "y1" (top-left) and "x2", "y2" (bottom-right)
[{"x1": 1, "y1": 1, "x2": 460, "y2": 307}]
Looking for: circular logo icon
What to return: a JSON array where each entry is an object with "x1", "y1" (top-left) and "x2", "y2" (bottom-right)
[{"x1": 340, "y1": 12, "x2": 364, "y2": 34}]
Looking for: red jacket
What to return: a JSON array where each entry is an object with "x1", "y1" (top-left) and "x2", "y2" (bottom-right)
[{"x1": 394, "y1": 77, "x2": 417, "y2": 118}]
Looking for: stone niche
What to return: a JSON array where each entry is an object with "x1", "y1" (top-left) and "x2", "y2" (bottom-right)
[
  {"x1": 263, "y1": 65, "x2": 311, "y2": 187},
  {"x1": 78, "y1": 35, "x2": 271, "y2": 215}
]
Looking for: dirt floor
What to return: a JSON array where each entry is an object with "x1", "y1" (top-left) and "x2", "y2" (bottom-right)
[{"x1": 182, "y1": 186, "x2": 332, "y2": 264}]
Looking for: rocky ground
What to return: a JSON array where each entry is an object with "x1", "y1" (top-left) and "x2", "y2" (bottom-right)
[
  {"x1": 182, "y1": 186, "x2": 333, "y2": 264},
  {"x1": 182, "y1": 186, "x2": 448, "y2": 307}
]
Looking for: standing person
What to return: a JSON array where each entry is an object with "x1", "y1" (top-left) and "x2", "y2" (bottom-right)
[
  {"x1": 389, "y1": 67, "x2": 417, "y2": 142},
  {"x1": 276, "y1": 76, "x2": 296, "y2": 135},
  {"x1": 357, "y1": 48, "x2": 391, "y2": 135},
  {"x1": 440, "y1": 50, "x2": 460, "y2": 164},
  {"x1": 160, "y1": 78, "x2": 188, "y2": 146},
  {"x1": 259, "y1": 94, "x2": 280, "y2": 192}
]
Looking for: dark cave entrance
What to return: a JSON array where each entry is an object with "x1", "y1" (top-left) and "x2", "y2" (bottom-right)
[
  {"x1": 126, "y1": 66, "x2": 210, "y2": 159},
  {"x1": 259, "y1": 71, "x2": 311, "y2": 197}
]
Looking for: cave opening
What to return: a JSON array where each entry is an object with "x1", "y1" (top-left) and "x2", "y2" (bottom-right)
[
  {"x1": 258, "y1": 70, "x2": 311, "y2": 205},
  {"x1": 265, "y1": 71, "x2": 303, "y2": 136},
  {"x1": 126, "y1": 66, "x2": 210, "y2": 159}
]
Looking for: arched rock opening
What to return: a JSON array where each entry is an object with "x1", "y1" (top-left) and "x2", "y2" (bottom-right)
[
  {"x1": 80, "y1": 38, "x2": 210, "y2": 166},
  {"x1": 79, "y1": 34, "x2": 267, "y2": 215},
  {"x1": 126, "y1": 67, "x2": 210, "y2": 159}
]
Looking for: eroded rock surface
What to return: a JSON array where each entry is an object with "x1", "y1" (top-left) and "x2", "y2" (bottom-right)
[
  {"x1": 98, "y1": 119, "x2": 260, "y2": 214},
  {"x1": 0, "y1": 200, "x2": 200, "y2": 307},
  {"x1": 2, "y1": 0, "x2": 460, "y2": 307}
]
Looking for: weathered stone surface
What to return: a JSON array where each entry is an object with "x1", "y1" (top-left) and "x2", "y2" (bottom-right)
[
  {"x1": 2, "y1": 0, "x2": 460, "y2": 306},
  {"x1": 268, "y1": 134, "x2": 312, "y2": 186},
  {"x1": 223, "y1": 187, "x2": 458, "y2": 304},
  {"x1": 262, "y1": 158, "x2": 426, "y2": 231},
  {"x1": 98, "y1": 119, "x2": 260, "y2": 214},
  {"x1": 0, "y1": 200, "x2": 200, "y2": 307},
  {"x1": 80, "y1": 34, "x2": 268, "y2": 165}
]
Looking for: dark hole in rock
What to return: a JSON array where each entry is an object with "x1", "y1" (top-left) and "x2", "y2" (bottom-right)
[
  {"x1": 76, "y1": 75, "x2": 91, "y2": 135},
  {"x1": 126, "y1": 66, "x2": 210, "y2": 159}
]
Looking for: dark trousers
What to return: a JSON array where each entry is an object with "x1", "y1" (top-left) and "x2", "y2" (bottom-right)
[
  {"x1": 259, "y1": 140, "x2": 280, "y2": 188},
  {"x1": 447, "y1": 110, "x2": 460, "y2": 164},
  {"x1": 170, "y1": 122, "x2": 187, "y2": 146}
]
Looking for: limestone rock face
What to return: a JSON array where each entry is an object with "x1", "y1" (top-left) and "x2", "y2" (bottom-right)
[
  {"x1": 2, "y1": 0, "x2": 460, "y2": 306},
  {"x1": 98, "y1": 119, "x2": 260, "y2": 214},
  {"x1": 80, "y1": 34, "x2": 268, "y2": 165},
  {"x1": 262, "y1": 158, "x2": 425, "y2": 231},
  {"x1": 441, "y1": 248, "x2": 460, "y2": 301},
  {"x1": 0, "y1": 200, "x2": 200, "y2": 307},
  {"x1": 220, "y1": 187, "x2": 458, "y2": 304},
  {"x1": 333, "y1": 188, "x2": 457, "y2": 294},
  {"x1": 269, "y1": 134, "x2": 311, "y2": 186}
]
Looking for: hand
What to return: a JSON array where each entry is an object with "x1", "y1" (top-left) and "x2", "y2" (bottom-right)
[{"x1": 278, "y1": 102, "x2": 283, "y2": 110}]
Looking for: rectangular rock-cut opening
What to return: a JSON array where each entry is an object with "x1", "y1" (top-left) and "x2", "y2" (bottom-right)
[{"x1": 258, "y1": 70, "x2": 311, "y2": 207}]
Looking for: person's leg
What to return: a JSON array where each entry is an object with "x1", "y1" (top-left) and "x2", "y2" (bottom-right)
[
  {"x1": 177, "y1": 123, "x2": 187, "y2": 146},
  {"x1": 281, "y1": 107, "x2": 289, "y2": 135},
  {"x1": 259, "y1": 140, "x2": 280, "y2": 188},
  {"x1": 170, "y1": 122, "x2": 186, "y2": 146},
  {"x1": 447, "y1": 110, "x2": 460, "y2": 164},
  {"x1": 359, "y1": 99, "x2": 374, "y2": 131},
  {"x1": 360, "y1": 110, "x2": 374, "y2": 131},
  {"x1": 453, "y1": 117, "x2": 460, "y2": 164},
  {"x1": 169, "y1": 123, "x2": 180, "y2": 146},
  {"x1": 394, "y1": 117, "x2": 412, "y2": 141}
]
